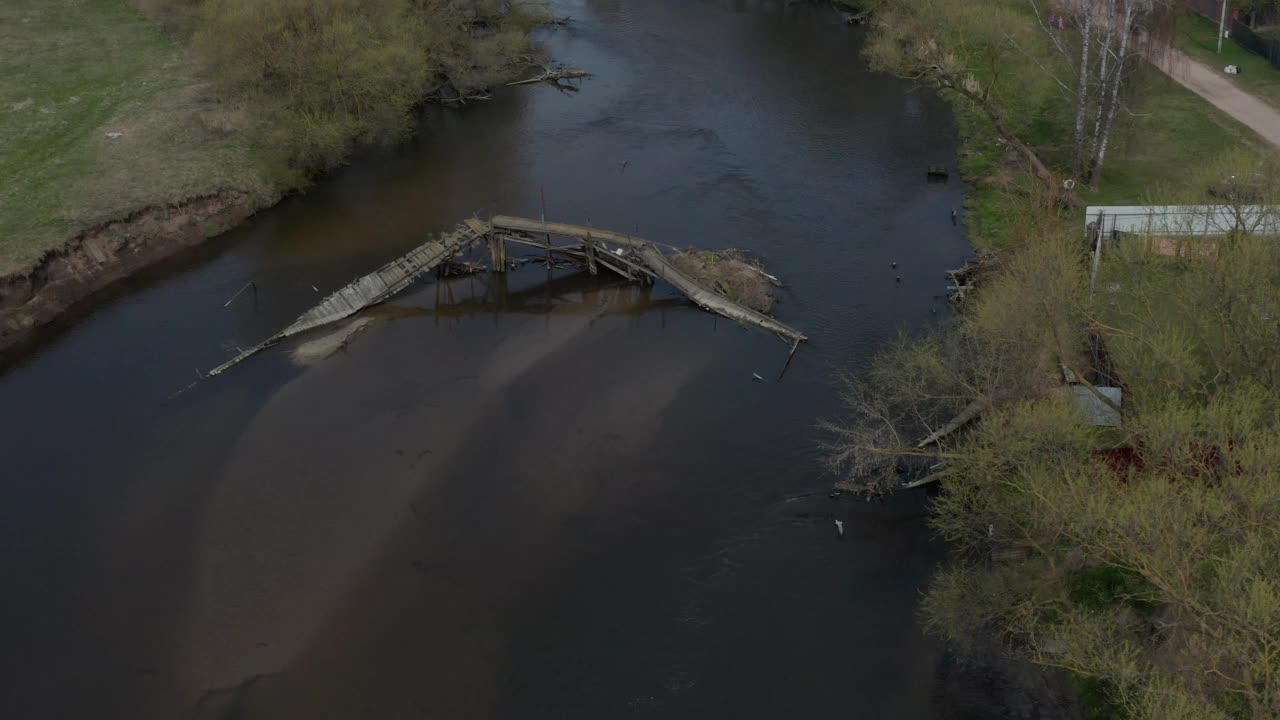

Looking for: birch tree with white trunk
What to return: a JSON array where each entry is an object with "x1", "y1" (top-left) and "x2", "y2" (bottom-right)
[
  {"x1": 1027, "y1": 0, "x2": 1098, "y2": 172},
  {"x1": 1027, "y1": 0, "x2": 1168, "y2": 185},
  {"x1": 1087, "y1": 0, "x2": 1149, "y2": 186}
]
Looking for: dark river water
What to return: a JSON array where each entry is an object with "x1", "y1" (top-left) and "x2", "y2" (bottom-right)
[{"x1": 0, "y1": 2, "x2": 989, "y2": 717}]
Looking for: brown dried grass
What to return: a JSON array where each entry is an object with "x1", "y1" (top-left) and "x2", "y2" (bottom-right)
[{"x1": 669, "y1": 248, "x2": 776, "y2": 314}]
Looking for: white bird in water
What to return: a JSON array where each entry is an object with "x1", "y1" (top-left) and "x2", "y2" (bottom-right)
[{"x1": 834, "y1": 519, "x2": 845, "y2": 538}]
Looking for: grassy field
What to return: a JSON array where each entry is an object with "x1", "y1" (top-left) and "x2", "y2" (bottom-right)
[
  {"x1": 960, "y1": 42, "x2": 1272, "y2": 250},
  {"x1": 0, "y1": 0, "x2": 268, "y2": 276},
  {"x1": 1176, "y1": 11, "x2": 1280, "y2": 109},
  {"x1": 1080, "y1": 65, "x2": 1267, "y2": 205}
]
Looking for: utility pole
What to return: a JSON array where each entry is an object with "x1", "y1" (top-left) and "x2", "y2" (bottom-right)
[{"x1": 1218, "y1": 0, "x2": 1229, "y2": 53}]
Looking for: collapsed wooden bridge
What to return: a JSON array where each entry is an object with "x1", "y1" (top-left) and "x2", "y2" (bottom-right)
[{"x1": 208, "y1": 216, "x2": 807, "y2": 376}]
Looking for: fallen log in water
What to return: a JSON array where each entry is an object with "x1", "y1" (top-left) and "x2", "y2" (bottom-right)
[{"x1": 506, "y1": 65, "x2": 590, "y2": 88}]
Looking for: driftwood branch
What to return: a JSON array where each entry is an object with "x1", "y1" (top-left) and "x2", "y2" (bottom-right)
[
  {"x1": 900, "y1": 469, "x2": 949, "y2": 490},
  {"x1": 507, "y1": 66, "x2": 591, "y2": 88},
  {"x1": 440, "y1": 92, "x2": 493, "y2": 104},
  {"x1": 916, "y1": 398, "x2": 986, "y2": 448},
  {"x1": 740, "y1": 263, "x2": 784, "y2": 287}
]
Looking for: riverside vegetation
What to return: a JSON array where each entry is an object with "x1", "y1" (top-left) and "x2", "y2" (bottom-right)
[
  {"x1": 0, "y1": 0, "x2": 549, "y2": 276},
  {"x1": 829, "y1": 1, "x2": 1280, "y2": 718}
]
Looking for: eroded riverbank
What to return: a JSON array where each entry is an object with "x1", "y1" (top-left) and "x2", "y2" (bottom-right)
[{"x1": 0, "y1": 190, "x2": 262, "y2": 357}]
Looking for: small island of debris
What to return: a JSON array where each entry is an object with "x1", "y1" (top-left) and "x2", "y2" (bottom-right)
[{"x1": 669, "y1": 248, "x2": 783, "y2": 315}]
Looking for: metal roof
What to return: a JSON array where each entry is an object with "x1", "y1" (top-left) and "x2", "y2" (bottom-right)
[{"x1": 1084, "y1": 205, "x2": 1280, "y2": 237}]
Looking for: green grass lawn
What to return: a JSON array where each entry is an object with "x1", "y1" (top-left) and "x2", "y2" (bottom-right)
[
  {"x1": 1176, "y1": 11, "x2": 1280, "y2": 109},
  {"x1": 0, "y1": 0, "x2": 268, "y2": 276},
  {"x1": 952, "y1": 3, "x2": 1280, "y2": 252},
  {"x1": 1081, "y1": 66, "x2": 1266, "y2": 206},
  {"x1": 962, "y1": 63, "x2": 1269, "y2": 250}
]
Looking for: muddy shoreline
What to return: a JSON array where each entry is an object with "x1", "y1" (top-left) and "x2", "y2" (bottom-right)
[{"x1": 0, "y1": 190, "x2": 268, "y2": 361}]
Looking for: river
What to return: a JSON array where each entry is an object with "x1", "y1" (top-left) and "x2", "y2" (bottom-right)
[{"x1": 0, "y1": 1, "x2": 990, "y2": 717}]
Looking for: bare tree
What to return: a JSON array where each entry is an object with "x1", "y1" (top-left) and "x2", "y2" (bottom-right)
[
  {"x1": 1088, "y1": 0, "x2": 1147, "y2": 185},
  {"x1": 1027, "y1": 0, "x2": 1097, "y2": 172},
  {"x1": 824, "y1": 218, "x2": 1087, "y2": 492},
  {"x1": 1026, "y1": 0, "x2": 1171, "y2": 185}
]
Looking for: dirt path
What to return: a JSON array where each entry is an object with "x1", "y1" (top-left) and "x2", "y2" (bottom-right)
[{"x1": 1150, "y1": 47, "x2": 1280, "y2": 148}]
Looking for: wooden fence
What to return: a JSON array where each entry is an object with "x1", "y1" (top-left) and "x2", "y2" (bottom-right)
[{"x1": 1185, "y1": 0, "x2": 1280, "y2": 69}]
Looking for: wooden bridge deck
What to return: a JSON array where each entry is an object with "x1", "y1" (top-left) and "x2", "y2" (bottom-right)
[
  {"x1": 637, "y1": 245, "x2": 806, "y2": 343},
  {"x1": 491, "y1": 216, "x2": 806, "y2": 344},
  {"x1": 206, "y1": 215, "x2": 806, "y2": 377},
  {"x1": 491, "y1": 215, "x2": 649, "y2": 248},
  {"x1": 208, "y1": 222, "x2": 487, "y2": 376},
  {"x1": 281, "y1": 222, "x2": 485, "y2": 338}
]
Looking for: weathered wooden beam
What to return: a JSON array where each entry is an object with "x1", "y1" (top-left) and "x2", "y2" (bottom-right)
[
  {"x1": 496, "y1": 234, "x2": 591, "y2": 259},
  {"x1": 595, "y1": 253, "x2": 636, "y2": 281},
  {"x1": 495, "y1": 232, "x2": 655, "y2": 280},
  {"x1": 496, "y1": 217, "x2": 807, "y2": 343},
  {"x1": 488, "y1": 233, "x2": 507, "y2": 272},
  {"x1": 584, "y1": 231, "x2": 598, "y2": 275},
  {"x1": 637, "y1": 245, "x2": 807, "y2": 344},
  {"x1": 208, "y1": 221, "x2": 488, "y2": 376},
  {"x1": 491, "y1": 216, "x2": 650, "y2": 249}
]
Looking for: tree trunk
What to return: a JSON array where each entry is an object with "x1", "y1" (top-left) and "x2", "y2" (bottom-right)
[
  {"x1": 1089, "y1": 2, "x2": 1133, "y2": 187},
  {"x1": 917, "y1": 399, "x2": 986, "y2": 448},
  {"x1": 1086, "y1": 3, "x2": 1115, "y2": 174},
  {"x1": 942, "y1": 77, "x2": 1085, "y2": 208},
  {"x1": 1074, "y1": 2, "x2": 1094, "y2": 171}
]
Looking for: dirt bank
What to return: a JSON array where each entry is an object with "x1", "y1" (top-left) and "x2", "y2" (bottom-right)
[{"x1": 0, "y1": 190, "x2": 265, "y2": 356}]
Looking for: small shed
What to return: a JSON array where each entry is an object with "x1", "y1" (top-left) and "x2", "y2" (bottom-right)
[
  {"x1": 1071, "y1": 385, "x2": 1123, "y2": 427},
  {"x1": 1084, "y1": 205, "x2": 1280, "y2": 239}
]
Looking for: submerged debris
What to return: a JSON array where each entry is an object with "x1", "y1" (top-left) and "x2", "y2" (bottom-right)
[
  {"x1": 945, "y1": 251, "x2": 1003, "y2": 305},
  {"x1": 669, "y1": 248, "x2": 780, "y2": 315},
  {"x1": 506, "y1": 64, "x2": 591, "y2": 90},
  {"x1": 202, "y1": 217, "x2": 807, "y2": 384},
  {"x1": 291, "y1": 317, "x2": 376, "y2": 365}
]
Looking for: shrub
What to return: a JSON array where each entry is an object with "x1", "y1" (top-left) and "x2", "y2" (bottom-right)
[{"x1": 194, "y1": 0, "x2": 434, "y2": 184}]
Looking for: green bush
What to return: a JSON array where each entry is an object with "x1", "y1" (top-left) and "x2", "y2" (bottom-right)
[
  {"x1": 1067, "y1": 566, "x2": 1143, "y2": 612},
  {"x1": 194, "y1": 0, "x2": 432, "y2": 184},
  {"x1": 189, "y1": 0, "x2": 546, "y2": 185}
]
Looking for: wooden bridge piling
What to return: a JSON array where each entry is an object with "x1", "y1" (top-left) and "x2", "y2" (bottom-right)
[{"x1": 583, "y1": 231, "x2": 599, "y2": 276}]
